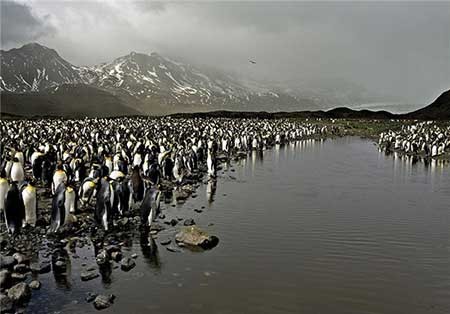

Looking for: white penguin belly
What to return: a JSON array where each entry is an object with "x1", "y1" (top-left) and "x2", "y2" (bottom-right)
[
  {"x1": 0, "y1": 179, "x2": 9, "y2": 212},
  {"x1": 10, "y1": 163, "x2": 24, "y2": 182},
  {"x1": 22, "y1": 186, "x2": 37, "y2": 226},
  {"x1": 65, "y1": 188, "x2": 76, "y2": 214}
]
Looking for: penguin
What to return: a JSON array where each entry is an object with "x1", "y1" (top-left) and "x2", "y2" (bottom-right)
[
  {"x1": 129, "y1": 166, "x2": 144, "y2": 208},
  {"x1": 49, "y1": 182, "x2": 68, "y2": 233},
  {"x1": 207, "y1": 149, "x2": 215, "y2": 177},
  {"x1": 79, "y1": 177, "x2": 97, "y2": 206},
  {"x1": 0, "y1": 177, "x2": 10, "y2": 221},
  {"x1": 146, "y1": 163, "x2": 160, "y2": 186},
  {"x1": 112, "y1": 177, "x2": 130, "y2": 216},
  {"x1": 140, "y1": 186, "x2": 161, "y2": 227},
  {"x1": 65, "y1": 184, "x2": 77, "y2": 214},
  {"x1": 95, "y1": 178, "x2": 113, "y2": 231},
  {"x1": 52, "y1": 165, "x2": 68, "y2": 195},
  {"x1": 41, "y1": 158, "x2": 54, "y2": 188},
  {"x1": 21, "y1": 181, "x2": 37, "y2": 226},
  {"x1": 10, "y1": 157, "x2": 25, "y2": 183},
  {"x1": 4, "y1": 182, "x2": 25, "y2": 234}
]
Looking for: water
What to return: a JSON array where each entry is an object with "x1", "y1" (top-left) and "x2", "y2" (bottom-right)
[{"x1": 28, "y1": 137, "x2": 450, "y2": 314}]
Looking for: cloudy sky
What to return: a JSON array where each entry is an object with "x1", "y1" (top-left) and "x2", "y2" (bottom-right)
[{"x1": 1, "y1": 0, "x2": 449, "y2": 104}]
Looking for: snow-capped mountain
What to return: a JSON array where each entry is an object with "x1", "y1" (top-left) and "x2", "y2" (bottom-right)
[
  {"x1": 0, "y1": 43, "x2": 84, "y2": 92},
  {"x1": 0, "y1": 43, "x2": 313, "y2": 113}
]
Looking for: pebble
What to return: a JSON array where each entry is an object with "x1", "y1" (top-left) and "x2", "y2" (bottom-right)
[
  {"x1": 80, "y1": 270, "x2": 99, "y2": 281},
  {"x1": 120, "y1": 258, "x2": 136, "y2": 271},
  {"x1": 28, "y1": 280, "x2": 41, "y2": 290}
]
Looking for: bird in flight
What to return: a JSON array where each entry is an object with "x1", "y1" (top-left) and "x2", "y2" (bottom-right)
[{"x1": 249, "y1": 60, "x2": 256, "y2": 64}]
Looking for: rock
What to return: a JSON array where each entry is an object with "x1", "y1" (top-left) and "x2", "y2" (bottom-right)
[
  {"x1": 86, "y1": 265, "x2": 97, "y2": 272},
  {"x1": 150, "y1": 223, "x2": 165, "y2": 232},
  {"x1": 80, "y1": 271, "x2": 99, "y2": 282},
  {"x1": 194, "y1": 209, "x2": 203, "y2": 213},
  {"x1": 111, "y1": 252, "x2": 122, "y2": 262},
  {"x1": 7, "y1": 283, "x2": 31, "y2": 305},
  {"x1": 158, "y1": 214, "x2": 166, "y2": 219},
  {"x1": 166, "y1": 246, "x2": 182, "y2": 253},
  {"x1": 85, "y1": 292, "x2": 97, "y2": 303},
  {"x1": 11, "y1": 273, "x2": 26, "y2": 283},
  {"x1": 12, "y1": 254, "x2": 28, "y2": 265},
  {"x1": 93, "y1": 294, "x2": 115, "y2": 310},
  {"x1": 0, "y1": 270, "x2": 11, "y2": 289},
  {"x1": 35, "y1": 262, "x2": 51, "y2": 274},
  {"x1": 0, "y1": 293, "x2": 13, "y2": 313},
  {"x1": 131, "y1": 253, "x2": 138, "y2": 259},
  {"x1": 159, "y1": 239, "x2": 171, "y2": 246},
  {"x1": 105, "y1": 245, "x2": 120, "y2": 255},
  {"x1": 120, "y1": 258, "x2": 136, "y2": 271},
  {"x1": 0, "y1": 256, "x2": 16, "y2": 270},
  {"x1": 183, "y1": 219, "x2": 196, "y2": 226},
  {"x1": 28, "y1": 280, "x2": 41, "y2": 290},
  {"x1": 96, "y1": 250, "x2": 109, "y2": 266},
  {"x1": 175, "y1": 226, "x2": 219, "y2": 249},
  {"x1": 13, "y1": 264, "x2": 29, "y2": 274}
]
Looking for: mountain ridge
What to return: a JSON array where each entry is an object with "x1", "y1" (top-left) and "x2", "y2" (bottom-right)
[{"x1": 1, "y1": 43, "x2": 316, "y2": 113}]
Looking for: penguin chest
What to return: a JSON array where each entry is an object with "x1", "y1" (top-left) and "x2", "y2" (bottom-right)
[
  {"x1": 10, "y1": 164, "x2": 24, "y2": 182},
  {"x1": 0, "y1": 180, "x2": 10, "y2": 210},
  {"x1": 22, "y1": 187, "x2": 37, "y2": 224},
  {"x1": 65, "y1": 188, "x2": 76, "y2": 214}
]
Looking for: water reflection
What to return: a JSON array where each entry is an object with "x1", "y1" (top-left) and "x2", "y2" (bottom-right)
[
  {"x1": 51, "y1": 246, "x2": 71, "y2": 290},
  {"x1": 206, "y1": 178, "x2": 217, "y2": 204},
  {"x1": 139, "y1": 231, "x2": 161, "y2": 271},
  {"x1": 378, "y1": 147, "x2": 449, "y2": 177}
]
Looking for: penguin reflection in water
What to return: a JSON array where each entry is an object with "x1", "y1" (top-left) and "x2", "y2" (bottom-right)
[{"x1": 49, "y1": 182, "x2": 77, "y2": 233}]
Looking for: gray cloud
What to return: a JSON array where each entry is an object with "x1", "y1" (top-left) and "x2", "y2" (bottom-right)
[
  {"x1": 1, "y1": 1, "x2": 449, "y2": 105},
  {"x1": 0, "y1": 0, "x2": 55, "y2": 47}
]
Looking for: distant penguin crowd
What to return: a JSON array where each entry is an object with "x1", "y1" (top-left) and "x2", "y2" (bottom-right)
[
  {"x1": 0, "y1": 117, "x2": 338, "y2": 235},
  {"x1": 378, "y1": 121, "x2": 450, "y2": 157}
]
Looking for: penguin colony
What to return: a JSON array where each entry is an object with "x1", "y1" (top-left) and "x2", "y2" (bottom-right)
[
  {"x1": 0, "y1": 117, "x2": 339, "y2": 235},
  {"x1": 378, "y1": 121, "x2": 450, "y2": 157}
]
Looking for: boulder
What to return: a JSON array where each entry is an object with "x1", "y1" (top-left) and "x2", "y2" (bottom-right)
[
  {"x1": 0, "y1": 256, "x2": 16, "y2": 270},
  {"x1": 30, "y1": 261, "x2": 51, "y2": 274},
  {"x1": 7, "y1": 283, "x2": 31, "y2": 305},
  {"x1": 0, "y1": 293, "x2": 13, "y2": 313},
  {"x1": 28, "y1": 280, "x2": 41, "y2": 290},
  {"x1": 175, "y1": 226, "x2": 219, "y2": 249},
  {"x1": 183, "y1": 219, "x2": 196, "y2": 226},
  {"x1": 13, "y1": 264, "x2": 29, "y2": 274},
  {"x1": 80, "y1": 271, "x2": 99, "y2": 282},
  {"x1": 120, "y1": 258, "x2": 135, "y2": 271},
  {"x1": 12, "y1": 254, "x2": 28, "y2": 265},
  {"x1": 93, "y1": 294, "x2": 115, "y2": 310},
  {"x1": 0, "y1": 270, "x2": 11, "y2": 289}
]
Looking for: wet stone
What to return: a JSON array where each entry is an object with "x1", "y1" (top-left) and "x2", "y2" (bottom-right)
[
  {"x1": 120, "y1": 258, "x2": 136, "y2": 271},
  {"x1": 28, "y1": 280, "x2": 41, "y2": 290},
  {"x1": 0, "y1": 269, "x2": 11, "y2": 289},
  {"x1": 0, "y1": 256, "x2": 16, "y2": 270},
  {"x1": 13, "y1": 264, "x2": 29, "y2": 274},
  {"x1": 93, "y1": 294, "x2": 115, "y2": 310},
  {"x1": 85, "y1": 292, "x2": 98, "y2": 303},
  {"x1": 81, "y1": 271, "x2": 99, "y2": 282},
  {"x1": 0, "y1": 293, "x2": 13, "y2": 313},
  {"x1": 111, "y1": 252, "x2": 122, "y2": 262},
  {"x1": 7, "y1": 282, "x2": 31, "y2": 305},
  {"x1": 183, "y1": 219, "x2": 196, "y2": 226},
  {"x1": 12, "y1": 254, "x2": 29, "y2": 265},
  {"x1": 159, "y1": 239, "x2": 171, "y2": 246}
]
